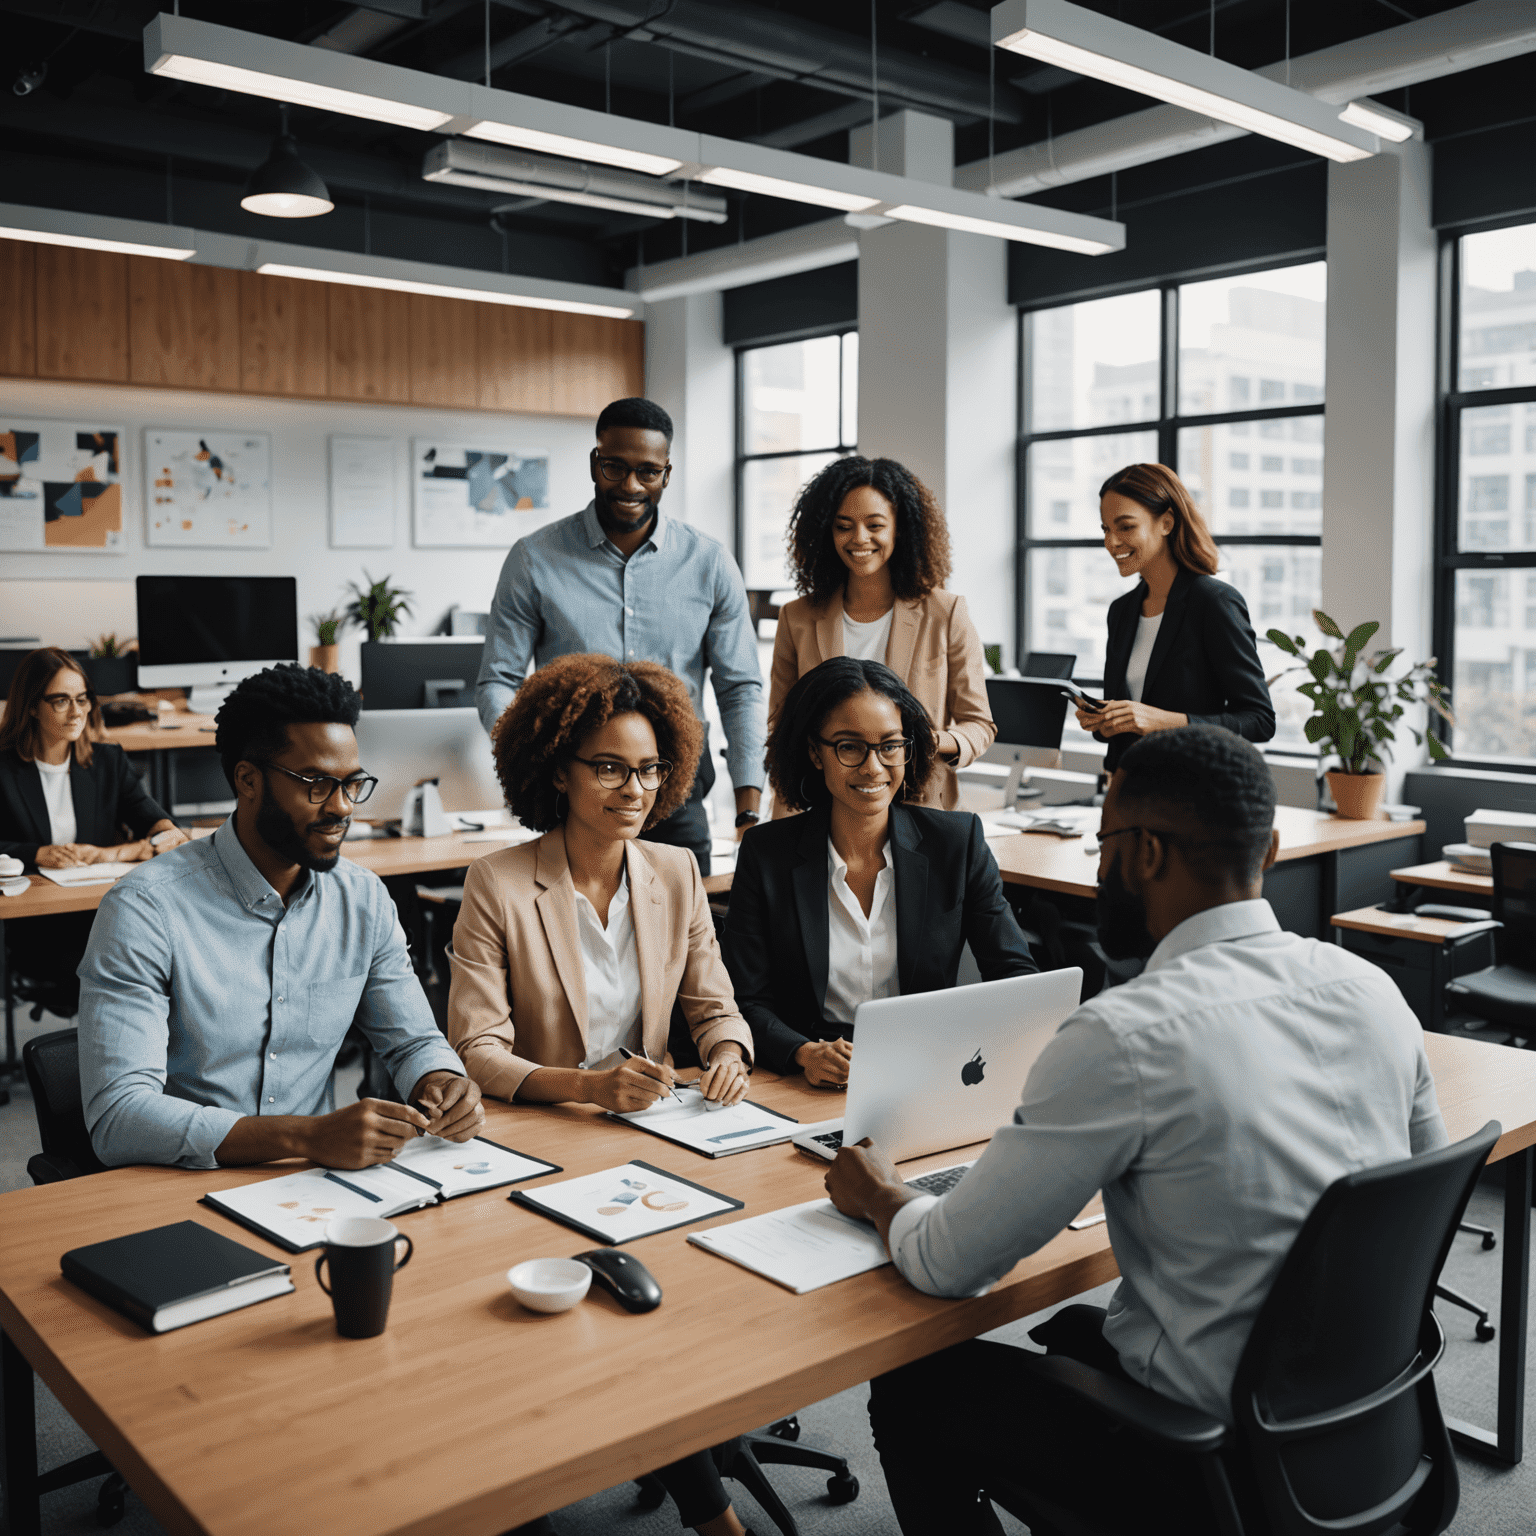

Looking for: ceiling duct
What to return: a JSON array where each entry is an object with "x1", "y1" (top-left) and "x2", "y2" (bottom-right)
[{"x1": 423, "y1": 138, "x2": 729, "y2": 222}]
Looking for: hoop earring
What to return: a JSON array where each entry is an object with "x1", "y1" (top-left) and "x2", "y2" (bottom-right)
[
  {"x1": 799, "y1": 774, "x2": 821, "y2": 805},
  {"x1": 554, "y1": 791, "x2": 567, "y2": 821}
]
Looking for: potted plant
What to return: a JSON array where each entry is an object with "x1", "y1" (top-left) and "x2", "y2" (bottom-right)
[
  {"x1": 1267, "y1": 610, "x2": 1453, "y2": 820},
  {"x1": 345, "y1": 573, "x2": 413, "y2": 642},
  {"x1": 309, "y1": 610, "x2": 347, "y2": 674},
  {"x1": 83, "y1": 633, "x2": 136, "y2": 698}
]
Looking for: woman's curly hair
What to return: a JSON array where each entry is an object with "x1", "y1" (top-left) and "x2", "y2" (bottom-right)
[
  {"x1": 491, "y1": 654, "x2": 702, "y2": 832},
  {"x1": 785, "y1": 456, "x2": 952, "y2": 605},
  {"x1": 766, "y1": 657, "x2": 937, "y2": 813}
]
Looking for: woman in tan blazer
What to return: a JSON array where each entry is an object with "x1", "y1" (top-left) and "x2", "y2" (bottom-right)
[
  {"x1": 768, "y1": 455, "x2": 994, "y2": 812},
  {"x1": 449, "y1": 654, "x2": 755, "y2": 1536}
]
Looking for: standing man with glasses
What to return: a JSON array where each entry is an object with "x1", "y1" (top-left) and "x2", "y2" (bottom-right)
[
  {"x1": 476, "y1": 397, "x2": 764, "y2": 875},
  {"x1": 78, "y1": 664, "x2": 483, "y2": 1170}
]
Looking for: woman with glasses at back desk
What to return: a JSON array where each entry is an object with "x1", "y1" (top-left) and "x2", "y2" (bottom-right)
[
  {"x1": 0, "y1": 647, "x2": 189, "y2": 1015},
  {"x1": 723, "y1": 658, "x2": 1035, "y2": 1088}
]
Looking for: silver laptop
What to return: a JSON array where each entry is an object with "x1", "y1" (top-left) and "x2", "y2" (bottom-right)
[{"x1": 792, "y1": 969, "x2": 1082, "y2": 1165}]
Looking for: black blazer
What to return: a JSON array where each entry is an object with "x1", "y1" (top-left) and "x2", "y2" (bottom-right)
[
  {"x1": 721, "y1": 803, "x2": 1038, "y2": 1074},
  {"x1": 1101, "y1": 565, "x2": 1275, "y2": 772},
  {"x1": 0, "y1": 744, "x2": 171, "y2": 867}
]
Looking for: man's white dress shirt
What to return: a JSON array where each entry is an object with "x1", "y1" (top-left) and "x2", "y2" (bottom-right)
[
  {"x1": 887, "y1": 899, "x2": 1448, "y2": 1423},
  {"x1": 824, "y1": 836, "x2": 899, "y2": 1025},
  {"x1": 575, "y1": 871, "x2": 644, "y2": 1067}
]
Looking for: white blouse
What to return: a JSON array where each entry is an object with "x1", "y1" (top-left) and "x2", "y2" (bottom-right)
[
  {"x1": 1125, "y1": 613, "x2": 1164, "y2": 703},
  {"x1": 35, "y1": 757, "x2": 76, "y2": 846},
  {"x1": 841, "y1": 607, "x2": 894, "y2": 663},
  {"x1": 823, "y1": 836, "x2": 899, "y2": 1026},
  {"x1": 573, "y1": 871, "x2": 644, "y2": 1068}
]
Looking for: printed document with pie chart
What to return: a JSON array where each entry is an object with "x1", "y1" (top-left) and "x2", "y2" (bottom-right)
[{"x1": 510, "y1": 1160, "x2": 743, "y2": 1245}]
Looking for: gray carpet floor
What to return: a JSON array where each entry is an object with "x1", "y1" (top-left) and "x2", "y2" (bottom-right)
[{"x1": 2, "y1": 1007, "x2": 1531, "y2": 1535}]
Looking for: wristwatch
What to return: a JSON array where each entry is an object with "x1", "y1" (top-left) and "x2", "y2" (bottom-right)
[{"x1": 734, "y1": 810, "x2": 760, "y2": 829}]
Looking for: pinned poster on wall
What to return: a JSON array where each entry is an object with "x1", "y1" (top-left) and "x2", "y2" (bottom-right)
[
  {"x1": 0, "y1": 417, "x2": 126, "y2": 553},
  {"x1": 144, "y1": 429, "x2": 272, "y2": 548},
  {"x1": 411, "y1": 438, "x2": 549, "y2": 548},
  {"x1": 329, "y1": 435, "x2": 395, "y2": 549}
]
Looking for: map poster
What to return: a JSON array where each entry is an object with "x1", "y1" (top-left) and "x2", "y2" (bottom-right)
[
  {"x1": 0, "y1": 418, "x2": 125, "y2": 553},
  {"x1": 411, "y1": 438, "x2": 548, "y2": 548},
  {"x1": 145, "y1": 429, "x2": 272, "y2": 548}
]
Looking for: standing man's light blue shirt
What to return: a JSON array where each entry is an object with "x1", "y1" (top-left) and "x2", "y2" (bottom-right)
[
  {"x1": 886, "y1": 899, "x2": 1448, "y2": 1423},
  {"x1": 78, "y1": 818, "x2": 463, "y2": 1170},
  {"x1": 475, "y1": 501, "x2": 764, "y2": 790}
]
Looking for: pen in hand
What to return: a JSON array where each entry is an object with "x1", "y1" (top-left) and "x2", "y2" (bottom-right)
[{"x1": 617, "y1": 1045, "x2": 685, "y2": 1104}]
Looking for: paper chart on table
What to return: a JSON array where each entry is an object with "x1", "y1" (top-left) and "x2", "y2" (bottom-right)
[
  {"x1": 689, "y1": 1199, "x2": 891, "y2": 1294},
  {"x1": 38, "y1": 862, "x2": 140, "y2": 887},
  {"x1": 611, "y1": 1088, "x2": 798, "y2": 1157},
  {"x1": 509, "y1": 1160, "x2": 742, "y2": 1245}
]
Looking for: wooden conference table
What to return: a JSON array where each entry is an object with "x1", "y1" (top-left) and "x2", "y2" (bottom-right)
[{"x1": 0, "y1": 1033, "x2": 1531, "y2": 1536}]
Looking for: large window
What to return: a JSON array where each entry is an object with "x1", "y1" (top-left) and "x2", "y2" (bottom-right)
[
  {"x1": 1435, "y1": 221, "x2": 1536, "y2": 766},
  {"x1": 1018, "y1": 262, "x2": 1327, "y2": 752},
  {"x1": 735, "y1": 331, "x2": 858, "y2": 591}
]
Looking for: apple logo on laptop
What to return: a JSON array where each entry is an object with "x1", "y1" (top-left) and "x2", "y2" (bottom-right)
[{"x1": 961, "y1": 1049, "x2": 986, "y2": 1087}]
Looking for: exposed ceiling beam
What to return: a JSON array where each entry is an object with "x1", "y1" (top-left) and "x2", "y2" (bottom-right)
[
  {"x1": 438, "y1": 14, "x2": 594, "y2": 79},
  {"x1": 627, "y1": 215, "x2": 857, "y2": 301},
  {"x1": 679, "y1": 71, "x2": 776, "y2": 116},
  {"x1": 752, "y1": 100, "x2": 884, "y2": 150}
]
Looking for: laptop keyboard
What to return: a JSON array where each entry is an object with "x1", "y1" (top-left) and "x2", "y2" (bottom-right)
[{"x1": 905, "y1": 1161, "x2": 974, "y2": 1197}]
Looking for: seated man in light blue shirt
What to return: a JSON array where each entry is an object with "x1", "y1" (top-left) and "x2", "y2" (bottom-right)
[
  {"x1": 825, "y1": 726, "x2": 1446, "y2": 1535},
  {"x1": 79, "y1": 664, "x2": 482, "y2": 1171}
]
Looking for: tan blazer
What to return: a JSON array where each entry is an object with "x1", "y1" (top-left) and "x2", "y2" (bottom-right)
[
  {"x1": 447, "y1": 826, "x2": 753, "y2": 1102},
  {"x1": 768, "y1": 588, "x2": 996, "y2": 811}
]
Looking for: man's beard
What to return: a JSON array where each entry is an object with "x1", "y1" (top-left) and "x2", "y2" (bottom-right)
[
  {"x1": 256, "y1": 778, "x2": 348, "y2": 873},
  {"x1": 596, "y1": 488, "x2": 657, "y2": 536},
  {"x1": 1096, "y1": 850, "x2": 1155, "y2": 961}
]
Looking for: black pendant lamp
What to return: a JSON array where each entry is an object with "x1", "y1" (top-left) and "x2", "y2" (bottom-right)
[{"x1": 242, "y1": 105, "x2": 333, "y2": 219}]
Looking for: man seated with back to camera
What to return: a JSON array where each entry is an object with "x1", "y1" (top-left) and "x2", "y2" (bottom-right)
[
  {"x1": 78, "y1": 664, "x2": 483, "y2": 1170},
  {"x1": 824, "y1": 725, "x2": 1447, "y2": 1535}
]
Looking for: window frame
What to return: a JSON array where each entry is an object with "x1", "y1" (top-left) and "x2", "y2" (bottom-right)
[
  {"x1": 1431, "y1": 220, "x2": 1536, "y2": 773},
  {"x1": 733, "y1": 325, "x2": 859, "y2": 585},
  {"x1": 1015, "y1": 262, "x2": 1326, "y2": 688}
]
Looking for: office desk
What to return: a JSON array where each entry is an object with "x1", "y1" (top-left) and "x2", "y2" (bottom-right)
[
  {"x1": 102, "y1": 714, "x2": 218, "y2": 810},
  {"x1": 1331, "y1": 907, "x2": 1499, "y2": 1032},
  {"x1": 0, "y1": 1035, "x2": 1531, "y2": 1536},
  {"x1": 1388, "y1": 860, "x2": 1494, "y2": 910}
]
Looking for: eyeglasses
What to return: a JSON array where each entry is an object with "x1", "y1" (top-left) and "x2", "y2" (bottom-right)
[
  {"x1": 814, "y1": 736, "x2": 913, "y2": 768},
  {"x1": 40, "y1": 691, "x2": 95, "y2": 714},
  {"x1": 261, "y1": 762, "x2": 379, "y2": 805},
  {"x1": 570, "y1": 755, "x2": 672, "y2": 791},
  {"x1": 592, "y1": 452, "x2": 670, "y2": 488}
]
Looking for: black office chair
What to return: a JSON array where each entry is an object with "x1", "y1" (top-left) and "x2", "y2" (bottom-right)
[
  {"x1": 20, "y1": 1028, "x2": 133, "y2": 1525},
  {"x1": 985, "y1": 1120, "x2": 1500, "y2": 1536},
  {"x1": 1445, "y1": 840, "x2": 1536, "y2": 1045},
  {"x1": 1021, "y1": 651, "x2": 1077, "y2": 680}
]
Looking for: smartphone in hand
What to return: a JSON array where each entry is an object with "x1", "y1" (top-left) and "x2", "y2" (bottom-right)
[{"x1": 1060, "y1": 684, "x2": 1104, "y2": 714}]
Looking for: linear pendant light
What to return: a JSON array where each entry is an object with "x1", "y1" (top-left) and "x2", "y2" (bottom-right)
[
  {"x1": 991, "y1": 0, "x2": 1379, "y2": 165},
  {"x1": 1338, "y1": 99, "x2": 1419, "y2": 143},
  {"x1": 0, "y1": 200, "x2": 195, "y2": 260}
]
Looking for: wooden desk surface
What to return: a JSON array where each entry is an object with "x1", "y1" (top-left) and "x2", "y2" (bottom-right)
[
  {"x1": 1331, "y1": 905, "x2": 1498, "y2": 946},
  {"x1": 1391, "y1": 860, "x2": 1494, "y2": 898},
  {"x1": 102, "y1": 713, "x2": 219, "y2": 755}
]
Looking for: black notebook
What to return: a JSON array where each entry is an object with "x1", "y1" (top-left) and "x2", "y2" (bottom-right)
[{"x1": 61, "y1": 1220, "x2": 295, "y2": 1334}]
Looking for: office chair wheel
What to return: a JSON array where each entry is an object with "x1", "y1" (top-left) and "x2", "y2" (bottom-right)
[
  {"x1": 96, "y1": 1472, "x2": 128, "y2": 1526},
  {"x1": 767, "y1": 1416, "x2": 801, "y2": 1441},
  {"x1": 826, "y1": 1473, "x2": 859, "y2": 1505},
  {"x1": 1476, "y1": 1320, "x2": 1496, "y2": 1342},
  {"x1": 633, "y1": 1474, "x2": 667, "y2": 1510},
  {"x1": 1482, "y1": 1231, "x2": 1497, "y2": 1251}
]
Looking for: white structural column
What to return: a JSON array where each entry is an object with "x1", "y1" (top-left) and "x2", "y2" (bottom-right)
[
  {"x1": 644, "y1": 290, "x2": 734, "y2": 550},
  {"x1": 1320, "y1": 139, "x2": 1437, "y2": 790},
  {"x1": 854, "y1": 111, "x2": 1019, "y2": 661}
]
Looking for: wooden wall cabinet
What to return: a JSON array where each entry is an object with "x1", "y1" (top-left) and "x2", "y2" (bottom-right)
[{"x1": 1, "y1": 237, "x2": 644, "y2": 417}]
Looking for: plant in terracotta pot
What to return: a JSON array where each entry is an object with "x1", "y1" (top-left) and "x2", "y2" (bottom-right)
[
  {"x1": 1267, "y1": 610, "x2": 1453, "y2": 820},
  {"x1": 308, "y1": 610, "x2": 347, "y2": 674}
]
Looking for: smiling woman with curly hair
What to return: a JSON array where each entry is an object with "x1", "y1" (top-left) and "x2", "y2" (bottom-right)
[{"x1": 769, "y1": 455, "x2": 995, "y2": 813}]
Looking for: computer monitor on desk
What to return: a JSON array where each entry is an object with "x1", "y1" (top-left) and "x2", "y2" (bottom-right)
[
  {"x1": 353, "y1": 708, "x2": 504, "y2": 823},
  {"x1": 982, "y1": 678, "x2": 1068, "y2": 809},
  {"x1": 360, "y1": 639, "x2": 484, "y2": 710}
]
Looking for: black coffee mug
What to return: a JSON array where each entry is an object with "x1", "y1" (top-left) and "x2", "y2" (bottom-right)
[{"x1": 315, "y1": 1216, "x2": 414, "y2": 1339}]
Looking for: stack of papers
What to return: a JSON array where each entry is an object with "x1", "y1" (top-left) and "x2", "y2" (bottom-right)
[
  {"x1": 689, "y1": 1199, "x2": 890, "y2": 1293},
  {"x1": 612, "y1": 1087, "x2": 798, "y2": 1157},
  {"x1": 38, "y1": 861, "x2": 140, "y2": 888}
]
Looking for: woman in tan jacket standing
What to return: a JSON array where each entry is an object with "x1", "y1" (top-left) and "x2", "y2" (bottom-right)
[{"x1": 768, "y1": 456, "x2": 994, "y2": 812}]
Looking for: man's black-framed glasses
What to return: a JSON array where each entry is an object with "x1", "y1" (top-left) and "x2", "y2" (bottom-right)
[
  {"x1": 815, "y1": 736, "x2": 914, "y2": 768},
  {"x1": 262, "y1": 761, "x2": 379, "y2": 804},
  {"x1": 592, "y1": 451, "x2": 670, "y2": 488},
  {"x1": 571, "y1": 755, "x2": 673, "y2": 790}
]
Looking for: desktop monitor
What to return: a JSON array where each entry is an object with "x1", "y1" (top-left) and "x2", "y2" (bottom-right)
[
  {"x1": 982, "y1": 677, "x2": 1069, "y2": 806},
  {"x1": 135, "y1": 576, "x2": 297, "y2": 713},
  {"x1": 353, "y1": 708, "x2": 504, "y2": 818},
  {"x1": 360, "y1": 639, "x2": 485, "y2": 710}
]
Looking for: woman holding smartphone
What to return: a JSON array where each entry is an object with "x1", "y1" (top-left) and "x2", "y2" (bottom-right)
[{"x1": 1079, "y1": 464, "x2": 1274, "y2": 772}]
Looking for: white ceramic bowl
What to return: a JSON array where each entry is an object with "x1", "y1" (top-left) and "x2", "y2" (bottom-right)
[{"x1": 507, "y1": 1258, "x2": 591, "y2": 1314}]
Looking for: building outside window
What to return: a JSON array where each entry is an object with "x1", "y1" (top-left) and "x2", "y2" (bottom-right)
[
  {"x1": 1436, "y1": 220, "x2": 1536, "y2": 764},
  {"x1": 735, "y1": 331, "x2": 857, "y2": 592},
  {"x1": 1019, "y1": 262, "x2": 1326, "y2": 752}
]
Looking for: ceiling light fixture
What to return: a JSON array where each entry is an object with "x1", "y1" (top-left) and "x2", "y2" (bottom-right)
[
  {"x1": 883, "y1": 201, "x2": 1113, "y2": 253},
  {"x1": 694, "y1": 166, "x2": 880, "y2": 214},
  {"x1": 991, "y1": 0, "x2": 1379, "y2": 165},
  {"x1": 241, "y1": 106, "x2": 334, "y2": 219},
  {"x1": 1337, "y1": 99, "x2": 1420, "y2": 143},
  {"x1": 0, "y1": 200, "x2": 195, "y2": 260}
]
